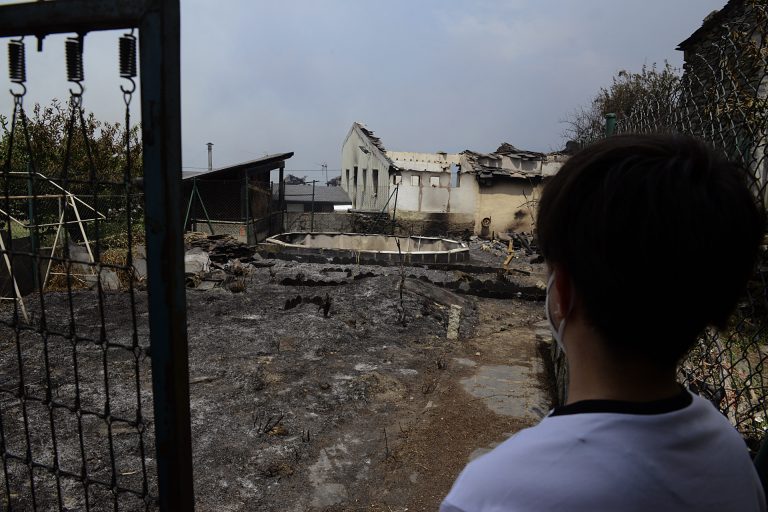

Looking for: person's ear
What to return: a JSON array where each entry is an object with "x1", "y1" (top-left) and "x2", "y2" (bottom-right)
[{"x1": 551, "y1": 265, "x2": 574, "y2": 322}]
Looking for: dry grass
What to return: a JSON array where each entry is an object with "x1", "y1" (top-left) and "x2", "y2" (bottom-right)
[{"x1": 44, "y1": 246, "x2": 138, "y2": 292}]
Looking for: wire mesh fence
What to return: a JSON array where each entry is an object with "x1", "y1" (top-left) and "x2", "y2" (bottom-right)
[
  {"x1": 183, "y1": 178, "x2": 244, "y2": 227},
  {"x1": 601, "y1": 2, "x2": 768, "y2": 449},
  {"x1": 0, "y1": 29, "x2": 159, "y2": 511},
  {"x1": 183, "y1": 178, "x2": 281, "y2": 243}
]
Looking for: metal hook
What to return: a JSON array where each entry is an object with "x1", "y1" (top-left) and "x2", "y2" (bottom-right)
[
  {"x1": 9, "y1": 82, "x2": 26, "y2": 98},
  {"x1": 69, "y1": 81, "x2": 84, "y2": 97}
]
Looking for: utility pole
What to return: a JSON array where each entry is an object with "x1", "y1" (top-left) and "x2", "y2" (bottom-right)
[
  {"x1": 206, "y1": 142, "x2": 213, "y2": 171},
  {"x1": 310, "y1": 180, "x2": 316, "y2": 232}
]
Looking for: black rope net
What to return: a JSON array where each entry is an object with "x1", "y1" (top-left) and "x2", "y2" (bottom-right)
[
  {"x1": 615, "y1": 3, "x2": 768, "y2": 449},
  {"x1": 0, "y1": 33, "x2": 157, "y2": 511}
]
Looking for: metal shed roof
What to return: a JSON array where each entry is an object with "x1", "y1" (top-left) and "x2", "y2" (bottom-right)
[{"x1": 182, "y1": 152, "x2": 294, "y2": 181}]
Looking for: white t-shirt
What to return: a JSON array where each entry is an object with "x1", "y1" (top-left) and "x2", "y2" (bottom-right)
[{"x1": 441, "y1": 390, "x2": 765, "y2": 512}]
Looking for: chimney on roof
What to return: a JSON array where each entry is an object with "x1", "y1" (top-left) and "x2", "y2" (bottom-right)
[{"x1": 206, "y1": 142, "x2": 213, "y2": 171}]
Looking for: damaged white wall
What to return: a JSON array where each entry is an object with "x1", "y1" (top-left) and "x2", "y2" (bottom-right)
[
  {"x1": 387, "y1": 151, "x2": 474, "y2": 215},
  {"x1": 341, "y1": 124, "x2": 393, "y2": 211}
]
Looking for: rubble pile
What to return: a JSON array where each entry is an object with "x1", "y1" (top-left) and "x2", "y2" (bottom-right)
[
  {"x1": 185, "y1": 232, "x2": 259, "y2": 263},
  {"x1": 467, "y1": 232, "x2": 542, "y2": 266},
  {"x1": 469, "y1": 233, "x2": 536, "y2": 255},
  {"x1": 183, "y1": 232, "x2": 271, "y2": 291}
]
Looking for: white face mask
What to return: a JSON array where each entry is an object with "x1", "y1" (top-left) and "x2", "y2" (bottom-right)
[{"x1": 545, "y1": 272, "x2": 569, "y2": 353}]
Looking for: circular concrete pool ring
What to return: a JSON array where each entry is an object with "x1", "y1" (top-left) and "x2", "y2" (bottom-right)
[{"x1": 265, "y1": 232, "x2": 470, "y2": 265}]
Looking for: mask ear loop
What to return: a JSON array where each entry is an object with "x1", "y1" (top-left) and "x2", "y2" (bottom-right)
[{"x1": 546, "y1": 272, "x2": 576, "y2": 352}]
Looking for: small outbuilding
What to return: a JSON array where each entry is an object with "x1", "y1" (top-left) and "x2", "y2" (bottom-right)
[{"x1": 182, "y1": 152, "x2": 294, "y2": 244}]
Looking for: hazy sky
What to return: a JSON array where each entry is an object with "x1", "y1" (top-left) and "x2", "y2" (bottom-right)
[{"x1": 0, "y1": 0, "x2": 725, "y2": 181}]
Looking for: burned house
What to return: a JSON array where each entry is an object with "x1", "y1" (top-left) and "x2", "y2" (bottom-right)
[
  {"x1": 341, "y1": 122, "x2": 567, "y2": 236},
  {"x1": 458, "y1": 144, "x2": 565, "y2": 235},
  {"x1": 182, "y1": 152, "x2": 294, "y2": 243}
]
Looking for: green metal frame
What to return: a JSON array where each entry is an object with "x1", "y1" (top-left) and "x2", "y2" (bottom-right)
[
  {"x1": 0, "y1": 1, "x2": 194, "y2": 510},
  {"x1": 184, "y1": 176, "x2": 215, "y2": 235}
]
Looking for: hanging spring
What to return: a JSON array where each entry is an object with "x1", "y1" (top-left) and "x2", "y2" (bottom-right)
[
  {"x1": 8, "y1": 38, "x2": 25, "y2": 83},
  {"x1": 119, "y1": 31, "x2": 137, "y2": 102},
  {"x1": 8, "y1": 38, "x2": 26, "y2": 97},
  {"x1": 119, "y1": 32, "x2": 137, "y2": 79},
  {"x1": 65, "y1": 36, "x2": 84, "y2": 95}
]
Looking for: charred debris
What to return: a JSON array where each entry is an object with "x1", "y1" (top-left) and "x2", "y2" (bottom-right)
[{"x1": 179, "y1": 232, "x2": 547, "y2": 301}]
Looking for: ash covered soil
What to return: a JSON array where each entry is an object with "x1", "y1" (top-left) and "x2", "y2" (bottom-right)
[{"x1": 1, "y1": 250, "x2": 551, "y2": 511}]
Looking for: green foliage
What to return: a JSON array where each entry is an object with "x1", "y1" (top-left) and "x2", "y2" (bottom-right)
[
  {"x1": 0, "y1": 99, "x2": 142, "y2": 188},
  {"x1": 0, "y1": 100, "x2": 143, "y2": 241},
  {"x1": 563, "y1": 62, "x2": 681, "y2": 144}
]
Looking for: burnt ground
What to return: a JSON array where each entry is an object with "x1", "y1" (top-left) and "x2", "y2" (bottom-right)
[{"x1": 0, "y1": 253, "x2": 552, "y2": 511}]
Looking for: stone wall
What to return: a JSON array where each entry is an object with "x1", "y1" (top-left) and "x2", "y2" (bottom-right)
[
  {"x1": 279, "y1": 211, "x2": 476, "y2": 239},
  {"x1": 284, "y1": 212, "x2": 358, "y2": 233},
  {"x1": 393, "y1": 211, "x2": 475, "y2": 239},
  {"x1": 283, "y1": 212, "x2": 398, "y2": 234}
]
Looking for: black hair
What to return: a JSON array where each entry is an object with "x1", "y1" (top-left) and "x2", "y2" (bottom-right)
[{"x1": 537, "y1": 134, "x2": 764, "y2": 366}]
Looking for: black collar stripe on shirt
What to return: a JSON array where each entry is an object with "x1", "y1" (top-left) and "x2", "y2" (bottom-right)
[{"x1": 549, "y1": 389, "x2": 693, "y2": 417}]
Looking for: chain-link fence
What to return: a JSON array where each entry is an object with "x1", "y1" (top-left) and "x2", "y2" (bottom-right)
[{"x1": 563, "y1": 2, "x2": 768, "y2": 450}]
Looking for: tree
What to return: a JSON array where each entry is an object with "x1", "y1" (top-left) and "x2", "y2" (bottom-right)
[
  {"x1": 563, "y1": 62, "x2": 681, "y2": 145},
  {"x1": 1, "y1": 99, "x2": 141, "y2": 185},
  {"x1": 0, "y1": 99, "x2": 142, "y2": 242},
  {"x1": 0, "y1": 100, "x2": 142, "y2": 213}
]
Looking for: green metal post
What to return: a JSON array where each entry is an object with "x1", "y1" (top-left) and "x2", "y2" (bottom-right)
[
  {"x1": 139, "y1": 1, "x2": 195, "y2": 508},
  {"x1": 183, "y1": 176, "x2": 195, "y2": 229},
  {"x1": 26, "y1": 164, "x2": 39, "y2": 291},
  {"x1": 194, "y1": 181, "x2": 215, "y2": 235},
  {"x1": 243, "y1": 172, "x2": 251, "y2": 244},
  {"x1": 267, "y1": 180, "x2": 273, "y2": 238},
  {"x1": 605, "y1": 113, "x2": 617, "y2": 137}
]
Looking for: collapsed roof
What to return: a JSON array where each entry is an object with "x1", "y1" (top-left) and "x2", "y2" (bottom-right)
[
  {"x1": 493, "y1": 142, "x2": 545, "y2": 160},
  {"x1": 459, "y1": 142, "x2": 559, "y2": 180},
  {"x1": 355, "y1": 122, "x2": 388, "y2": 155},
  {"x1": 351, "y1": 122, "x2": 399, "y2": 170},
  {"x1": 351, "y1": 122, "x2": 565, "y2": 180}
]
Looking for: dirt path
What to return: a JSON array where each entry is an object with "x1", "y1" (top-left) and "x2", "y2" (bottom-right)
[{"x1": 325, "y1": 297, "x2": 553, "y2": 511}]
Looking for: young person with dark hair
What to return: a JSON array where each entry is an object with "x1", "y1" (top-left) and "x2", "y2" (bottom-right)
[{"x1": 441, "y1": 134, "x2": 766, "y2": 512}]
